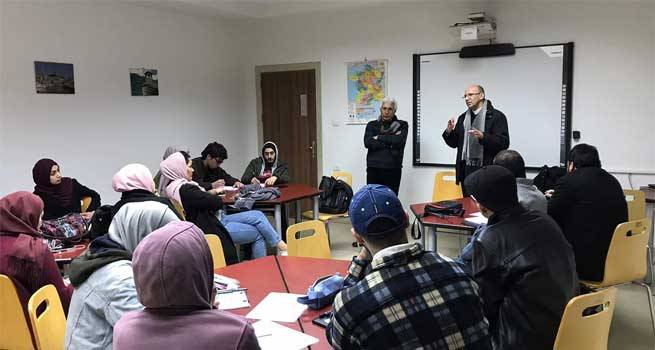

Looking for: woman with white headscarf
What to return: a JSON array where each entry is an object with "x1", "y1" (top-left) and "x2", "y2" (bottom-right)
[{"x1": 64, "y1": 200, "x2": 179, "y2": 350}]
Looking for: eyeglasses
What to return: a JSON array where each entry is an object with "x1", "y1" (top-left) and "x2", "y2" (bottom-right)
[{"x1": 462, "y1": 92, "x2": 481, "y2": 99}]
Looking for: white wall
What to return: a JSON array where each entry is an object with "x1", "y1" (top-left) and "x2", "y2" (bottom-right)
[
  {"x1": 238, "y1": 1, "x2": 655, "y2": 206},
  {"x1": 0, "y1": 1, "x2": 249, "y2": 202}
]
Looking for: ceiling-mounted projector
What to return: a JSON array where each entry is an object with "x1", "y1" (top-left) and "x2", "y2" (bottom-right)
[{"x1": 450, "y1": 12, "x2": 496, "y2": 41}]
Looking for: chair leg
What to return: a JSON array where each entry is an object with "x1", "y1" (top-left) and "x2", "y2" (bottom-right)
[
  {"x1": 634, "y1": 281, "x2": 655, "y2": 337},
  {"x1": 326, "y1": 222, "x2": 331, "y2": 246}
]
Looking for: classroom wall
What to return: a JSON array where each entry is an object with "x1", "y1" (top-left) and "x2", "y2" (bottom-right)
[
  {"x1": 237, "y1": 0, "x2": 655, "y2": 206},
  {"x1": 0, "y1": 1, "x2": 249, "y2": 202}
]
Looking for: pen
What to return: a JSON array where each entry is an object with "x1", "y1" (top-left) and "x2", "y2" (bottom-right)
[{"x1": 215, "y1": 288, "x2": 248, "y2": 294}]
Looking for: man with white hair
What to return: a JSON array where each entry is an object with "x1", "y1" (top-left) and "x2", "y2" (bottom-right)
[{"x1": 363, "y1": 97, "x2": 408, "y2": 195}]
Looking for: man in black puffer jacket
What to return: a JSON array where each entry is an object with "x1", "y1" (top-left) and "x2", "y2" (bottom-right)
[
  {"x1": 466, "y1": 165, "x2": 578, "y2": 350},
  {"x1": 363, "y1": 97, "x2": 408, "y2": 195}
]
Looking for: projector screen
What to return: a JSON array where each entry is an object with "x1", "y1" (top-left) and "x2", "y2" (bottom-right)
[{"x1": 412, "y1": 43, "x2": 573, "y2": 169}]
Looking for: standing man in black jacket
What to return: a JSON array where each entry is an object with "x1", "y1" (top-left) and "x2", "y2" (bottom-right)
[
  {"x1": 364, "y1": 97, "x2": 408, "y2": 195},
  {"x1": 547, "y1": 144, "x2": 628, "y2": 282},
  {"x1": 466, "y1": 165, "x2": 578, "y2": 350},
  {"x1": 443, "y1": 85, "x2": 509, "y2": 195}
]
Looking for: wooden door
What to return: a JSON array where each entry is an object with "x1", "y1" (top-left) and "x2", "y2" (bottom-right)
[{"x1": 260, "y1": 70, "x2": 318, "y2": 190}]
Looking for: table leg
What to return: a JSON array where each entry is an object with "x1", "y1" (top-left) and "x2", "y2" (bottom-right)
[
  {"x1": 313, "y1": 195, "x2": 319, "y2": 220},
  {"x1": 295, "y1": 201, "x2": 302, "y2": 224},
  {"x1": 420, "y1": 222, "x2": 426, "y2": 248},
  {"x1": 424, "y1": 227, "x2": 437, "y2": 252},
  {"x1": 275, "y1": 204, "x2": 282, "y2": 237}
]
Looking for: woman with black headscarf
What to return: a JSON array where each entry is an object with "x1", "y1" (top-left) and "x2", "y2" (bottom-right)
[{"x1": 32, "y1": 158, "x2": 101, "y2": 220}]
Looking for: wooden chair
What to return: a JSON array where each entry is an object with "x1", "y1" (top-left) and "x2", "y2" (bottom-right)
[
  {"x1": 205, "y1": 234, "x2": 227, "y2": 269},
  {"x1": 80, "y1": 196, "x2": 92, "y2": 213},
  {"x1": 623, "y1": 189, "x2": 646, "y2": 221},
  {"x1": 553, "y1": 287, "x2": 618, "y2": 350},
  {"x1": 27, "y1": 285, "x2": 66, "y2": 350},
  {"x1": 581, "y1": 219, "x2": 655, "y2": 336},
  {"x1": 0, "y1": 275, "x2": 35, "y2": 350},
  {"x1": 302, "y1": 171, "x2": 353, "y2": 243},
  {"x1": 171, "y1": 199, "x2": 186, "y2": 220},
  {"x1": 432, "y1": 171, "x2": 463, "y2": 202},
  {"x1": 286, "y1": 220, "x2": 331, "y2": 259}
]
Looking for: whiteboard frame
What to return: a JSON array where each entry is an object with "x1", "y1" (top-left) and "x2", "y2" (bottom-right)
[{"x1": 412, "y1": 42, "x2": 574, "y2": 170}]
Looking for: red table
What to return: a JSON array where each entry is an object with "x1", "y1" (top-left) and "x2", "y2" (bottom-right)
[
  {"x1": 223, "y1": 183, "x2": 321, "y2": 236},
  {"x1": 410, "y1": 197, "x2": 480, "y2": 252},
  {"x1": 215, "y1": 256, "x2": 350, "y2": 350},
  {"x1": 52, "y1": 242, "x2": 89, "y2": 263}
]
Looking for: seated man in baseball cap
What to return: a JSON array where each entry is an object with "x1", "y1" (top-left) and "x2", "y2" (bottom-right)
[
  {"x1": 465, "y1": 165, "x2": 578, "y2": 350},
  {"x1": 326, "y1": 184, "x2": 491, "y2": 350}
]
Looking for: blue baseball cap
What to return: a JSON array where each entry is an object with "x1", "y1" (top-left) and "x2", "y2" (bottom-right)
[{"x1": 348, "y1": 184, "x2": 407, "y2": 237}]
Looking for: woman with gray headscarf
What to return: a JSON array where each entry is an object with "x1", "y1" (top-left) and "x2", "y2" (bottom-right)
[{"x1": 64, "y1": 201, "x2": 179, "y2": 350}]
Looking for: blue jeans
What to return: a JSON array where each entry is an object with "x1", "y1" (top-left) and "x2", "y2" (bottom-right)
[{"x1": 220, "y1": 210, "x2": 281, "y2": 259}]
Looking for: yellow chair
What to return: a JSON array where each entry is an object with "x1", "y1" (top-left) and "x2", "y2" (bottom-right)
[
  {"x1": 0, "y1": 275, "x2": 35, "y2": 350},
  {"x1": 205, "y1": 234, "x2": 227, "y2": 269},
  {"x1": 553, "y1": 287, "x2": 617, "y2": 350},
  {"x1": 302, "y1": 171, "x2": 353, "y2": 243},
  {"x1": 80, "y1": 196, "x2": 92, "y2": 213},
  {"x1": 581, "y1": 219, "x2": 655, "y2": 336},
  {"x1": 623, "y1": 189, "x2": 646, "y2": 221},
  {"x1": 432, "y1": 171, "x2": 463, "y2": 202},
  {"x1": 286, "y1": 220, "x2": 331, "y2": 259},
  {"x1": 171, "y1": 199, "x2": 186, "y2": 220},
  {"x1": 27, "y1": 284, "x2": 66, "y2": 350}
]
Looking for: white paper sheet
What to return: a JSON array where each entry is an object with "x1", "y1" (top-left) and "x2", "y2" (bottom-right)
[
  {"x1": 246, "y1": 292, "x2": 307, "y2": 323},
  {"x1": 464, "y1": 215, "x2": 488, "y2": 226},
  {"x1": 252, "y1": 320, "x2": 319, "y2": 350},
  {"x1": 216, "y1": 290, "x2": 250, "y2": 310}
]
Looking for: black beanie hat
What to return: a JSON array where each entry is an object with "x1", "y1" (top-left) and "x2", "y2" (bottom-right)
[{"x1": 464, "y1": 165, "x2": 518, "y2": 211}]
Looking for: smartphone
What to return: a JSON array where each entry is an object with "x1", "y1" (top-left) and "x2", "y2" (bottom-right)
[{"x1": 312, "y1": 312, "x2": 332, "y2": 328}]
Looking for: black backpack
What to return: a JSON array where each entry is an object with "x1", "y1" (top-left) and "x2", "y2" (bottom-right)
[
  {"x1": 318, "y1": 176, "x2": 353, "y2": 214},
  {"x1": 533, "y1": 165, "x2": 567, "y2": 192},
  {"x1": 86, "y1": 205, "x2": 114, "y2": 239}
]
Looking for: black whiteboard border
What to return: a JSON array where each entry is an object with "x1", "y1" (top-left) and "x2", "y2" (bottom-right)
[{"x1": 412, "y1": 42, "x2": 574, "y2": 171}]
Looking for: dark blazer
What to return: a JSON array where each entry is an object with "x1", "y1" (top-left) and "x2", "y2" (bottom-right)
[
  {"x1": 37, "y1": 179, "x2": 101, "y2": 220},
  {"x1": 548, "y1": 167, "x2": 628, "y2": 281},
  {"x1": 442, "y1": 100, "x2": 509, "y2": 183},
  {"x1": 179, "y1": 184, "x2": 238, "y2": 265}
]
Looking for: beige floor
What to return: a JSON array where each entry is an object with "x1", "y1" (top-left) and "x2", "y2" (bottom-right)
[{"x1": 319, "y1": 218, "x2": 655, "y2": 350}]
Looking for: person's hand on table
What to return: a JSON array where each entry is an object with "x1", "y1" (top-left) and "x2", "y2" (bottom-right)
[
  {"x1": 209, "y1": 188, "x2": 225, "y2": 196},
  {"x1": 264, "y1": 177, "x2": 278, "y2": 187},
  {"x1": 81, "y1": 211, "x2": 94, "y2": 220},
  {"x1": 212, "y1": 179, "x2": 226, "y2": 189},
  {"x1": 233, "y1": 181, "x2": 244, "y2": 189},
  {"x1": 467, "y1": 128, "x2": 484, "y2": 140},
  {"x1": 251, "y1": 178, "x2": 260, "y2": 185}
]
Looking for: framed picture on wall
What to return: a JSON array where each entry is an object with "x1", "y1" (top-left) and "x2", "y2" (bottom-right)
[
  {"x1": 34, "y1": 61, "x2": 75, "y2": 94},
  {"x1": 129, "y1": 68, "x2": 159, "y2": 96}
]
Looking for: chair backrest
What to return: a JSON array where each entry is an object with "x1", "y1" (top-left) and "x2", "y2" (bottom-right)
[
  {"x1": 600, "y1": 219, "x2": 651, "y2": 286},
  {"x1": 204, "y1": 234, "x2": 227, "y2": 269},
  {"x1": 432, "y1": 171, "x2": 463, "y2": 202},
  {"x1": 171, "y1": 200, "x2": 186, "y2": 220},
  {"x1": 331, "y1": 170, "x2": 353, "y2": 186},
  {"x1": 27, "y1": 284, "x2": 66, "y2": 350},
  {"x1": 286, "y1": 220, "x2": 331, "y2": 259},
  {"x1": 0, "y1": 275, "x2": 35, "y2": 350},
  {"x1": 553, "y1": 287, "x2": 617, "y2": 350},
  {"x1": 623, "y1": 189, "x2": 646, "y2": 221},
  {"x1": 80, "y1": 196, "x2": 92, "y2": 213}
]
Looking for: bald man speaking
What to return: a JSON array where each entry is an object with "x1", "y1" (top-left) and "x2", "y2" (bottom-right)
[{"x1": 442, "y1": 85, "x2": 509, "y2": 195}]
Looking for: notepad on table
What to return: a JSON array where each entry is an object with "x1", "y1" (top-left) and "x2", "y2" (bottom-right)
[
  {"x1": 246, "y1": 292, "x2": 307, "y2": 323},
  {"x1": 252, "y1": 320, "x2": 318, "y2": 350}
]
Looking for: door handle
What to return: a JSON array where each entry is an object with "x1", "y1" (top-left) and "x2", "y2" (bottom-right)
[{"x1": 307, "y1": 141, "x2": 316, "y2": 159}]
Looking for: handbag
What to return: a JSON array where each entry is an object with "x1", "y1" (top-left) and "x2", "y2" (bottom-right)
[
  {"x1": 424, "y1": 200, "x2": 465, "y2": 217},
  {"x1": 40, "y1": 213, "x2": 90, "y2": 244}
]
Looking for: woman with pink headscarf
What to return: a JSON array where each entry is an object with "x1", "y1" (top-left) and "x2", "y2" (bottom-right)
[
  {"x1": 111, "y1": 163, "x2": 182, "y2": 220},
  {"x1": 159, "y1": 152, "x2": 287, "y2": 265}
]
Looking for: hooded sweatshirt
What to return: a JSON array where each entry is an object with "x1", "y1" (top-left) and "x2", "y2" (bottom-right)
[
  {"x1": 64, "y1": 201, "x2": 180, "y2": 350},
  {"x1": 240, "y1": 141, "x2": 290, "y2": 184},
  {"x1": 113, "y1": 221, "x2": 260, "y2": 350}
]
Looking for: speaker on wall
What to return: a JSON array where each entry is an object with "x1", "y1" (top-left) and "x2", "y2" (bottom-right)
[{"x1": 459, "y1": 43, "x2": 516, "y2": 58}]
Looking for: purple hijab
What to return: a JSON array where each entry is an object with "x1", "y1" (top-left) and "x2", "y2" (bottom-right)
[{"x1": 32, "y1": 158, "x2": 74, "y2": 206}]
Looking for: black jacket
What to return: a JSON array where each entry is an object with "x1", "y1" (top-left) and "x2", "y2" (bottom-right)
[
  {"x1": 111, "y1": 190, "x2": 182, "y2": 220},
  {"x1": 471, "y1": 206, "x2": 578, "y2": 350},
  {"x1": 364, "y1": 116, "x2": 408, "y2": 169},
  {"x1": 178, "y1": 184, "x2": 238, "y2": 265},
  {"x1": 442, "y1": 100, "x2": 509, "y2": 183},
  {"x1": 37, "y1": 179, "x2": 101, "y2": 220},
  {"x1": 191, "y1": 157, "x2": 239, "y2": 190},
  {"x1": 548, "y1": 167, "x2": 628, "y2": 281}
]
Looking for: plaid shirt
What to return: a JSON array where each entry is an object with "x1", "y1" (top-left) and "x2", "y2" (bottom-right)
[{"x1": 327, "y1": 243, "x2": 491, "y2": 350}]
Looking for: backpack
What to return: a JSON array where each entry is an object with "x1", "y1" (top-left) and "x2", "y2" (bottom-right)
[
  {"x1": 318, "y1": 176, "x2": 353, "y2": 214},
  {"x1": 533, "y1": 165, "x2": 567, "y2": 192},
  {"x1": 87, "y1": 205, "x2": 114, "y2": 240}
]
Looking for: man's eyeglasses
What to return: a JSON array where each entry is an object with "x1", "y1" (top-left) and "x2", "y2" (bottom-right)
[{"x1": 462, "y1": 92, "x2": 481, "y2": 99}]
